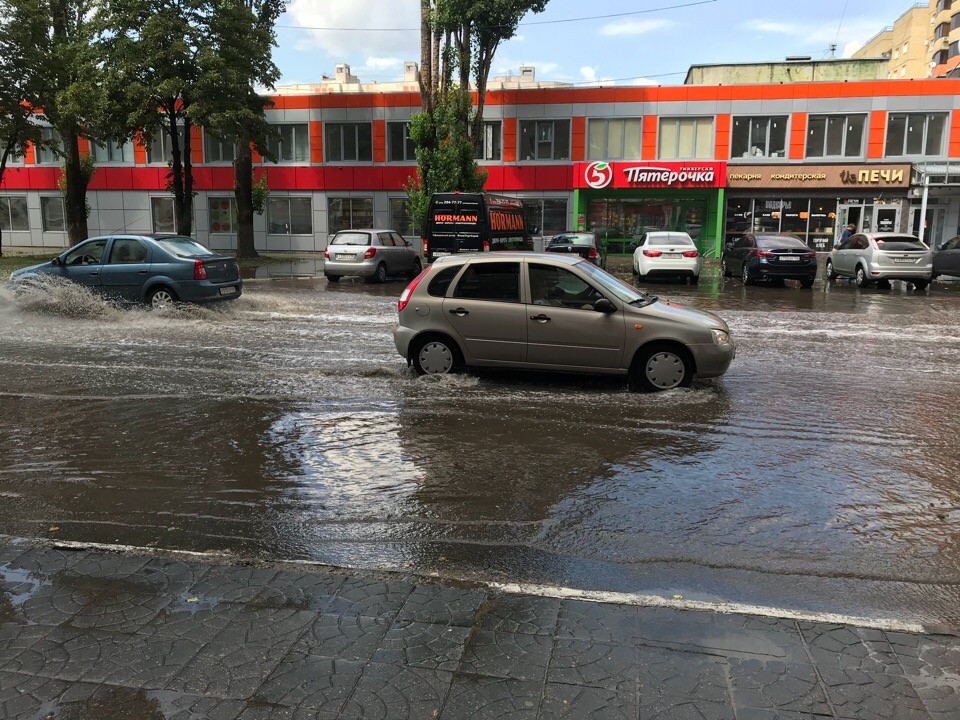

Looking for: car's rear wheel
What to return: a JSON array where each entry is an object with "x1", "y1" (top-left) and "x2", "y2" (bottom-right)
[
  {"x1": 147, "y1": 286, "x2": 177, "y2": 310},
  {"x1": 689, "y1": 274, "x2": 700, "y2": 285},
  {"x1": 912, "y1": 279, "x2": 930, "y2": 291},
  {"x1": 629, "y1": 344, "x2": 693, "y2": 393},
  {"x1": 368, "y1": 263, "x2": 387, "y2": 284},
  {"x1": 825, "y1": 260, "x2": 837, "y2": 280},
  {"x1": 411, "y1": 336, "x2": 462, "y2": 376},
  {"x1": 855, "y1": 266, "x2": 870, "y2": 288},
  {"x1": 721, "y1": 260, "x2": 731, "y2": 278},
  {"x1": 325, "y1": 273, "x2": 340, "y2": 283},
  {"x1": 741, "y1": 263, "x2": 753, "y2": 286},
  {"x1": 800, "y1": 277, "x2": 815, "y2": 289}
]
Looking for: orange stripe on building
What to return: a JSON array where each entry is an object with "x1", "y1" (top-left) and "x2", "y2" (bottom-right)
[
  {"x1": 571, "y1": 116, "x2": 585, "y2": 162},
  {"x1": 190, "y1": 125, "x2": 203, "y2": 165},
  {"x1": 789, "y1": 112, "x2": 807, "y2": 160},
  {"x1": 309, "y1": 121, "x2": 323, "y2": 163},
  {"x1": 641, "y1": 114, "x2": 658, "y2": 160},
  {"x1": 949, "y1": 110, "x2": 960, "y2": 158},
  {"x1": 714, "y1": 114, "x2": 731, "y2": 161},
  {"x1": 24, "y1": 142, "x2": 35, "y2": 165},
  {"x1": 502, "y1": 117, "x2": 517, "y2": 163},
  {"x1": 867, "y1": 110, "x2": 886, "y2": 160},
  {"x1": 372, "y1": 119, "x2": 386, "y2": 163}
]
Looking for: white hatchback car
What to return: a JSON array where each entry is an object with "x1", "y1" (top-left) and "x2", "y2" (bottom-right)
[{"x1": 633, "y1": 232, "x2": 701, "y2": 284}]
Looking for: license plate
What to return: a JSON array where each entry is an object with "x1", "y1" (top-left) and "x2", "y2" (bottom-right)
[
  {"x1": 662, "y1": 253, "x2": 681, "y2": 259},
  {"x1": 433, "y1": 251, "x2": 452, "y2": 257},
  {"x1": 779, "y1": 256, "x2": 800, "y2": 262},
  {"x1": 893, "y1": 258, "x2": 914, "y2": 264},
  {"x1": 336, "y1": 253, "x2": 353, "y2": 260},
  {"x1": 219, "y1": 286, "x2": 237, "y2": 296}
]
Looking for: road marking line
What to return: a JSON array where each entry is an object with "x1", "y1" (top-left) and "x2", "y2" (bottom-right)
[{"x1": 5, "y1": 536, "x2": 928, "y2": 634}]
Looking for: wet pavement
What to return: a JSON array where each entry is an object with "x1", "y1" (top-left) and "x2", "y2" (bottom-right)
[
  {"x1": 1, "y1": 260, "x2": 959, "y2": 633},
  {"x1": 1, "y1": 541, "x2": 959, "y2": 719}
]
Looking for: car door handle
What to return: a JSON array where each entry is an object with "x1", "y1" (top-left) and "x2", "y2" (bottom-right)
[
  {"x1": 138, "y1": 270, "x2": 148, "y2": 274},
  {"x1": 530, "y1": 314, "x2": 551, "y2": 322},
  {"x1": 449, "y1": 308, "x2": 469, "y2": 317},
  {"x1": 89, "y1": 271, "x2": 99, "y2": 276}
]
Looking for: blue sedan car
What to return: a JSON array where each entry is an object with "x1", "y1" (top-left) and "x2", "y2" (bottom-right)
[{"x1": 10, "y1": 234, "x2": 242, "y2": 308}]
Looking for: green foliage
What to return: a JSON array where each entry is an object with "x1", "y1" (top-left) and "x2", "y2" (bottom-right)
[
  {"x1": 0, "y1": 0, "x2": 48, "y2": 171},
  {"x1": 56, "y1": 152, "x2": 95, "y2": 191},
  {"x1": 251, "y1": 172, "x2": 269, "y2": 215}
]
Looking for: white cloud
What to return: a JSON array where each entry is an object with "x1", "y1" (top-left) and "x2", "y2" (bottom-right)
[
  {"x1": 743, "y1": 17, "x2": 884, "y2": 55},
  {"x1": 842, "y1": 40, "x2": 863, "y2": 59},
  {"x1": 285, "y1": 0, "x2": 419, "y2": 58},
  {"x1": 599, "y1": 19, "x2": 673, "y2": 37},
  {"x1": 580, "y1": 66, "x2": 599, "y2": 82}
]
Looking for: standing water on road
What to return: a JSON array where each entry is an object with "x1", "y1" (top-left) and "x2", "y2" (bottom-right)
[{"x1": 1, "y1": 270, "x2": 959, "y2": 630}]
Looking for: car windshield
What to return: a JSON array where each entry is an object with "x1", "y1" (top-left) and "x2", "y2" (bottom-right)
[
  {"x1": 876, "y1": 236, "x2": 927, "y2": 251},
  {"x1": 577, "y1": 261, "x2": 655, "y2": 306},
  {"x1": 757, "y1": 236, "x2": 808, "y2": 250},
  {"x1": 550, "y1": 234, "x2": 594, "y2": 246},
  {"x1": 648, "y1": 235, "x2": 694, "y2": 246},
  {"x1": 332, "y1": 232, "x2": 371, "y2": 246},
  {"x1": 154, "y1": 236, "x2": 214, "y2": 258}
]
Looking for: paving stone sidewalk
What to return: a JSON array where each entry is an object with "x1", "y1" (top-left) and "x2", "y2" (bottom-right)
[{"x1": 1, "y1": 541, "x2": 958, "y2": 719}]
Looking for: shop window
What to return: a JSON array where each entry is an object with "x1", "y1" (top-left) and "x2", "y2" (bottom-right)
[
  {"x1": 151, "y1": 197, "x2": 177, "y2": 234},
  {"x1": 806, "y1": 114, "x2": 866, "y2": 158},
  {"x1": 518, "y1": 120, "x2": 570, "y2": 161},
  {"x1": 208, "y1": 197, "x2": 237, "y2": 233},
  {"x1": 268, "y1": 197, "x2": 313, "y2": 235},
  {"x1": 148, "y1": 125, "x2": 188, "y2": 164},
  {"x1": 387, "y1": 122, "x2": 416, "y2": 162},
  {"x1": 521, "y1": 198, "x2": 568, "y2": 236},
  {"x1": 328, "y1": 197, "x2": 373, "y2": 234},
  {"x1": 40, "y1": 196, "x2": 65, "y2": 232},
  {"x1": 36, "y1": 128, "x2": 62, "y2": 165},
  {"x1": 90, "y1": 139, "x2": 134, "y2": 164},
  {"x1": 473, "y1": 121, "x2": 502, "y2": 161},
  {"x1": 204, "y1": 132, "x2": 237, "y2": 163},
  {"x1": 389, "y1": 197, "x2": 418, "y2": 236},
  {"x1": 658, "y1": 118, "x2": 714, "y2": 160},
  {"x1": 885, "y1": 113, "x2": 947, "y2": 157},
  {"x1": 730, "y1": 116, "x2": 787, "y2": 159},
  {"x1": 267, "y1": 123, "x2": 309, "y2": 163},
  {"x1": 588, "y1": 198, "x2": 706, "y2": 253},
  {"x1": 587, "y1": 118, "x2": 642, "y2": 160},
  {"x1": 0, "y1": 196, "x2": 28, "y2": 232},
  {"x1": 325, "y1": 123, "x2": 372, "y2": 162}
]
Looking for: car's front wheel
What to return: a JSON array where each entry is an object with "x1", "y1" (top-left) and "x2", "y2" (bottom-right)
[
  {"x1": 629, "y1": 344, "x2": 693, "y2": 393},
  {"x1": 741, "y1": 263, "x2": 753, "y2": 285},
  {"x1": 721, "y1": 259, "x2": 731, "y2": 278},
  {"x1": 409, "y1": 257, "x2": 422, "y2": 279},
  {"x1": 147, "y1": 286, "x2": 177, "y2": 310},
  {"x1": 825, "y1": 260, "x2": 837, "y2": 280},
  {"x1": 412, "y1": 336, "x2": 462, "y2": 376}
]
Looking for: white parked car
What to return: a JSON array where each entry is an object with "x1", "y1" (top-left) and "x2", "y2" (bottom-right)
[{"x1": 632, "y1": 232, "x2": 701, "y2": 284}]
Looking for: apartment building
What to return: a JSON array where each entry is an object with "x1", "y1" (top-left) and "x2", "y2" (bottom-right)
[{"x1": 853, "y1": 3, "x2": 932, "y2": 79}]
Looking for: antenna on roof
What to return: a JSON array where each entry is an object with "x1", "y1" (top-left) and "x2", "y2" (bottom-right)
[
  {"x1": 106, "y1": 214, "x2": 148, "y2": 237},
  {"x1": 828, "y1": 43, "x2": 838, "y2": 59}
]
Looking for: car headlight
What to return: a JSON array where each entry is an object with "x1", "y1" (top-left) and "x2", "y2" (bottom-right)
[{"x1": 710, "y1": 329, "x2": 732, "y2": 346}]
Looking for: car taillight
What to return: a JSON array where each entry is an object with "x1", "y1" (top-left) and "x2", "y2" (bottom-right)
[
  {"x1": 643, "y1": 249, "x2": 662, "y2": 258},
  {"x1": 482, "y1": 241, "x2": 490, "y2": 252},
  {"x1": 588, "y1": 248, "x2": 599, "y2": 259},
  {"x1": 422, "y1": 238, "x2": 428, "y2": 254},
  {"x1": 193, "y1": 260, "x2": 207, "y2": 280},
  {"x1": 398, "y1": 268, "x2": 429, "y2": 312},
  {"x1": 364, "y1": 247, "x2": 376, "y2": 259},
  {"x1": 682, "y1": 250, "x2": 699, "y2": 258},
  {"x1": 323, "y1": 248, "x2": 329, "y2": 259},
  {"x1": 755, "y1": 251, "x2": 775, "y2": 259},
  {"x1": 805, "y1": 252, "x2": 817, "y2": 260}
]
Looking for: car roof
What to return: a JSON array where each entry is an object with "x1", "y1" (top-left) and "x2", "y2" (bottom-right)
[
  {"x1": 863, "y1": 232, "x2": 922, "y2": 239},
  {"x1": 646, "y1": 231, "x2": 693, "y2": 238},
  {"x1": 432, "y1": 252, "x2": 583, "y2": 266},
  {"x1": 333, "y1": 228, "x2": 396, "y2": 234}
]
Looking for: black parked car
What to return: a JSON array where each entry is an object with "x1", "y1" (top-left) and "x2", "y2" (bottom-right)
[
  {"x1": 722, "y1": 234, "x2": 817, "y2": 288},
  {"x1": 544, "y1": 232, "x2": 606, "y2": 268},
  {"x1": 933, "y1": 236, "x2": 960, "y2": 279}
]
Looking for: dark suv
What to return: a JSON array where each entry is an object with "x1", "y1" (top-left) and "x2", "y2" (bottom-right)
[{"x1": 722, "y1": 234, "x2": 818, "y2": 288}]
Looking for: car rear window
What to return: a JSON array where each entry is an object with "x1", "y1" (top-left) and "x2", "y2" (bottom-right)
[
  {"x1": 550, "y1": 234, "x2": 594, "y2": 246},
  {"x1": 155, "y1": 236, "x2": 214, "y2": 258},
  {"x1": 757, "y1": 236, "x2": 808, "y2": 250},
  {"x1": 452, "y1": 262, "x2": 520, "y2": 302},
  {"x1": 876, "y1": 237, "x2": 927, "y2": 251},
  {"x1": 332, "y1": 232, "x2": 371, "y2": 246},
  {"x1": 648, "y1": 235, "x2": 694, "y2": 246},
  {"x1": 427, "y1": 266, "x2": 461, "y2": 297}
]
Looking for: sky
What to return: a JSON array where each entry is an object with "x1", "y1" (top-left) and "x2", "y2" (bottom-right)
[{"x1": 271, "y1": 0, "x2": 915, "y2": 88}]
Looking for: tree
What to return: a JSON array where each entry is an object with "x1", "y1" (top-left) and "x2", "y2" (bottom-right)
[
  {"x1": 0, "y1": 0, "x2": 48, "y2": 256},
  {"x1": 99, "y1": 0, "x2": 214, "y2": 237},
  {"x1": 192, "y1": 0, "x2": 283, "y2": 259}
]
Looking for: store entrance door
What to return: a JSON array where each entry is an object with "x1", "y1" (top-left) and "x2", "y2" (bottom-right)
[
  {"x1": 837, "y1": 204, "x2": 865, "y2": 243},
  {"x1": 910, "y1": 206, "x2": 947, "y2": 248},
  {"x1": 873, "y1": 206, "x2": 900, "y2": 234}
]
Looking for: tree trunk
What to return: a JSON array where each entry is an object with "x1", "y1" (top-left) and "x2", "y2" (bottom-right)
[
  {"x1": 472, "y1": 42, "x2": 498, "y2": 152},
  {"x1": 0, "y1": 142, "x2": 9, "y2": 258},
  {"x1": 234, "y1": 142, "x2": 258, "y2": 259},
  {"x1": 418, "y1": 0, "x2": 432, "y2": 113},
  {"x1": 182, "y1": 114, "x2": 194, "y2": 236},
  {"x1": 168, "y1": 105, "x2": 187, "y2": 236},
  {"x1": 432, "y1": 24, "x2": 441, "y2": 100},
  {"x1": 62, "y1": 129, "x2": 88, "y2": 245}
]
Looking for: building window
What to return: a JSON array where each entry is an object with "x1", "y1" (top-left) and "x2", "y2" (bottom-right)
[
  {"x1": 518, "y1": 120, "x2": 570, "y2": 161},
  {"x1": 389, "y1": 197, "x2": 417, "y2": 236},
  {"x1": 40, "y1": 196, "x2": 65, "y2": 232},
  {"x1": 151, "y1": 197, "x2": 177, "y2": 234},
  {"x1": 522, "y1": 198, "x2": 568, "y2": 236},
  {"x1": 208, "y1": 197, "x2": 237, "y2": 233},
  {"x1": 730, "y1": 116, "x2": 788, "y2": 159},
  {"x1": 587, "y1": 118, "x2": 642, "y2": 160},
  {"x1": 147, "y1": 126, "x2": 187, "y2": 164},
  {"x1": 474, "y1": 121, "x2": 502, "y2": 161},
  {"x1": 267, "y1": 197, "x2": 313, "y2": 235},
  {"x1": 328, "y1": 197, "x2": 374, "y2": 234},
  {"x1": 267, "y1": 124, "x2": 310, "y2": 163},
  {"x1": 0, "y1": 196, "x2": 29, "y2": 231},
  {"x1": 90, "y1": 139, "x2": 133, "y2": 164},
  {"x1": 658, "y1": 117, "x2": 714, "y2": 159},
  {"x1": 36, "y1": 128, "x2": 62, "y2": 165},
  {"x1": 886, "y1": 113, "x2": 947, "y2": 157},
  {"x1": 325, "y1": 123, "x2": 372, "y2": 162},
  {"x1": 387, "y1": 122, "x2": 416, "y2": 162},
  {"x1": 806, "y1": 114, "x2": 866, "y2": 158},
  {"x1": 204, "y1": 133, "x2": 237, "y2": 163}
]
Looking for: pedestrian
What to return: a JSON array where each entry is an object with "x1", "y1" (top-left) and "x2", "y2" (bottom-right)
[{"x1": 838, "y1": 223, "x2": 855, "y2": 247}]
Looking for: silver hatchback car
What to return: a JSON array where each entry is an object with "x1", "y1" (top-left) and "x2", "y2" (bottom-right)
[
  {"x1": 324, "y1": 229, "x2": 422, "y2": 283},
  {"x1": 394, "y1": 253, "x2": 735, "y2": 392},
  {"x1": 826, "y1": 232, "x2": 932, "y2": 290}
]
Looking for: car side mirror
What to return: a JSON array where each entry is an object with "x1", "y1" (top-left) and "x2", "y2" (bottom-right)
[
  {"x1": 51, "y1": 256, "x2": 62, "y2": 266},
  {"x1": 530, "y1": 226, "x2": 539, "y2": 235},
  {"x1": 594, "y1": 298, "x2": 616, "y2": 314}
]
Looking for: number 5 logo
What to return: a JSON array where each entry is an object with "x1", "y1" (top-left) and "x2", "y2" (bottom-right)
[{"x1": 585, "y1": 161, "x2": 614, "y2": 189}]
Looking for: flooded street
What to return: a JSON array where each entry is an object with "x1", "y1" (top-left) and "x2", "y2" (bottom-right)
[{"x1": 1, "y1": 263, "x2": 959, "y2": 631}]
